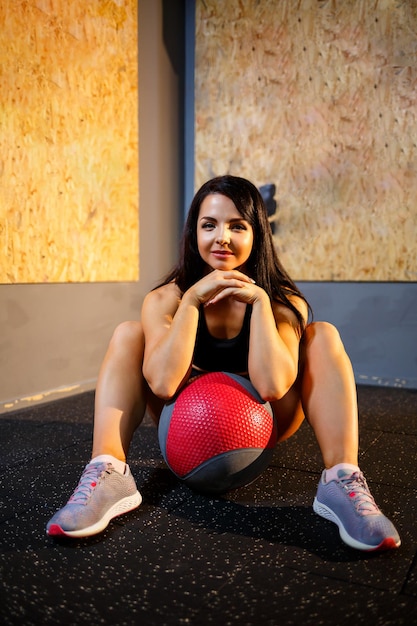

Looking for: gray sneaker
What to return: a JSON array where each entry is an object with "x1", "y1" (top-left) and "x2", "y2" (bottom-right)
[
  {"x1": 313, "y1": 469, "x2": 401, "y2": 551},
  {"x1": 46, "y1": 462, "x2": 142, "y2": 538}
]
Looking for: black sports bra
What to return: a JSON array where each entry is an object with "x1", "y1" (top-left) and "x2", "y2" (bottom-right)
[{"x1": 192, "y1": 305, "x2": 252, "y2": 374}]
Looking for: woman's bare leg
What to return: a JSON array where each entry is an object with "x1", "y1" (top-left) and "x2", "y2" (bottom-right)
[
  {"x1": 298, "y1": 322, "x2": 400, "y2": 550},
  {"x1": 271, "y1": 321, "x2": 358, "y2": 467},
  {"x1": 267, "y1": 321, "x2": 399, "y2": 551},
  {"x1": 301, "y1": 322, "x2": 359, "y2": 468},
  {"x1": 91, "y1": 321, "x2": 149, "y2": 462},
  {"x1": 46, "y1": 321, "x2": 165, "y2": 537}
]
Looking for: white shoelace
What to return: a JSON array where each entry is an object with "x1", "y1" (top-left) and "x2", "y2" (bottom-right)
[
  {"x1": 68, "y1": 462, "x2": 111, "y2": 505},
  {"x1": 339, "y1": 471, "x2": 381, "y2": 516}
]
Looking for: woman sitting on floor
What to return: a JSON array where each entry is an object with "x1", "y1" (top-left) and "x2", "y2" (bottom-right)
[{"x1": 47, "y1": 174, "x2": 400, "y2": 551}]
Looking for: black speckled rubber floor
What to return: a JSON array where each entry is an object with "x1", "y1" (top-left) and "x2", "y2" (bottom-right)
[{"x1": 1, "y1": 385, "x2": 416, "y2": 625}]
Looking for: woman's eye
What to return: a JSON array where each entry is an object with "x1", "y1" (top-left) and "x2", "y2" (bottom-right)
[{"x1": 201, "y1": 222, "x2": 247, "y2": 231}]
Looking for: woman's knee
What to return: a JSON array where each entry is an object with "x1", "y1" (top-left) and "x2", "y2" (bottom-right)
[
  {"x1": 108, "y1": 320, "x2": 144, "y2": 354},
  {"x1": 304, "y1": 321, "x2": 344, "y2": 355}
]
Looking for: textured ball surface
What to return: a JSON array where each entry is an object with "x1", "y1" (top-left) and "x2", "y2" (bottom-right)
[{"x1": 158, "y1": 372, "x2": 277, "y2": 494}]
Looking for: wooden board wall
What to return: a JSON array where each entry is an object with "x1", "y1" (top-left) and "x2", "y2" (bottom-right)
[
  {"x1": 195, "y1": 0, "x2": 417, "y2": 281},
  {"x1": 0, "y1": 0, "x2": 138, "y2": 283}
]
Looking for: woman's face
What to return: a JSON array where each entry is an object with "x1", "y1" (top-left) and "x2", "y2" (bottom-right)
[{"x1": 196, "y1": 194, "x2": 254, "y2": 272}]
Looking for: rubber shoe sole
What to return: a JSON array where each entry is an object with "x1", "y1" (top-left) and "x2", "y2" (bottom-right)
[{"x1": 47, "y1": 491, "x2": 142, "y2": 538}]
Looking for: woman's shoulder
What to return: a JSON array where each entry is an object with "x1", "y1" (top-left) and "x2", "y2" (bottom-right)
[
  {"x1": 272, "y1": 294, "x2": 309, "y2": 325},
  {"x1": 143, "y1": 281, "x2": 182, "y2": 310}
]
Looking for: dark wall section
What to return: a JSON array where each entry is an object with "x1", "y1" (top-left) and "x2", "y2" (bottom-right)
[{"x1": 300, "y1": 282, "x2": 417, "y2": 389}]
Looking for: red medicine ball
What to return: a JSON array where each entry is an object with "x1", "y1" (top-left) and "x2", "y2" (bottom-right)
[{"x1": 158, "y1": 372, "x2": 277, "y2": 494}]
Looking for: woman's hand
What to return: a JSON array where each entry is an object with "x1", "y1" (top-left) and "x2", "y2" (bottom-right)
[{"x1": 184, "y1": 269, "x2": 263, "y2": 308}]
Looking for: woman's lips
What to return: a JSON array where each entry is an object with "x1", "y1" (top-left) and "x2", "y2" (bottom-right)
[{"x1": 211, "y1": 250, "x2": 233, "y2": 258}]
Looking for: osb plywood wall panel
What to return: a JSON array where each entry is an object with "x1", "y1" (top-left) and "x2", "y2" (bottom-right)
[
  {"x1": 195, "y1": 0, "x2": 417, "y2": 281},
  {"x1": 0, "y1": 0, "x2": 139, "y2": 283}
]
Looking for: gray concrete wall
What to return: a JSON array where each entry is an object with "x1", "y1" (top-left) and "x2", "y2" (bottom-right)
[
  {"x1": 0, "y1": 0, "x2": 180, "y2": 411},
  {"x1": 300, "y1": 282, "x2": 417, "y2": 389}
]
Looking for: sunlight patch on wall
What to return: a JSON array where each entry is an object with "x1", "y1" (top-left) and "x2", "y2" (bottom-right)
[{"x1": 1, "y1": 0, "x2": 139, "y2": 283}]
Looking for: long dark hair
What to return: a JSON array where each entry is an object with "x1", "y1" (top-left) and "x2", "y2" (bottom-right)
[{"x1": 156, "y1": 175, "x2": 312, "y2": 334}]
